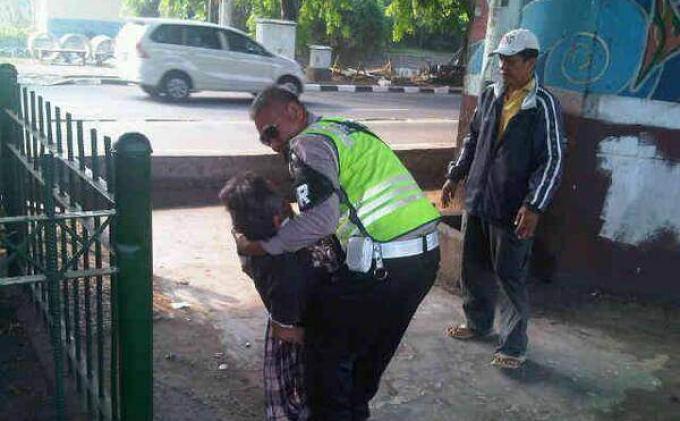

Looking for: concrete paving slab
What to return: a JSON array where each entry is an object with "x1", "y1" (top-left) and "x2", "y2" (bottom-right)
[{"x1": 152, "y1": 205, "x2": 680, "y2": 420}]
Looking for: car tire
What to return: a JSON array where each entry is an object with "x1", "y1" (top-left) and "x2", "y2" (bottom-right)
[
  {"x1": 162, "y1": 72, "x2": 191, "y2": 101},
  {"x1": 140, "y1": 84, "x2": 160, "y2": 98},
  {"x1": 277, "y1": 76, "x2": 303, "y2": 96}
]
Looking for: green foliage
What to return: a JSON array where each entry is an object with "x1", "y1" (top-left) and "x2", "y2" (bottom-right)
[
  {"x1": 121, "y1": 0, "x2": 470, "y2": 57},
  {"x1": 122, "y1": 0, "x2": 162, "y2": 17},
  {"x1": 386, "y1": 0, "x2": 471, "y2": 43},
  {"x1": 0, "y1": 26, "x2": 30, "y2": 48},
  {"x1": 298, "y1": 0, "x2": 388, "y2": 61},
  {"x1": 159, "y1": 0, "x2": 209, "y2": 20},
  {"x1": 123, "y1": 0, "x2": 209, "y2": 20}
]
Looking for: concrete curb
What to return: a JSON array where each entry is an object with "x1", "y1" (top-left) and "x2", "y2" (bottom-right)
[
  {"x1": 149, "y1": 147, "x2": 455, "y2": 208},
  {"x1": 305, "y1": 84, "x2": 461, "y2": 94},
  {"x1": 20, "y1": 75, "x2": 462, "y2": 94}
]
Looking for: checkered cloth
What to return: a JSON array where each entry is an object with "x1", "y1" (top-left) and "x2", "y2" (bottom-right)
[{"x1": 264, "y1": 320, "x2": 310, "y2": 420}]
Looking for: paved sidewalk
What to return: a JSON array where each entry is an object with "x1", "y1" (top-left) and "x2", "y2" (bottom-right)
[{"x1": 152, "y1": 205, "x2": 680, "y2": 420}]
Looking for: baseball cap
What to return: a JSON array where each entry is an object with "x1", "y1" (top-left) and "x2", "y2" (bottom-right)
[{"x1": 490, "y1": 28, "x2": 540, "y2": 56}]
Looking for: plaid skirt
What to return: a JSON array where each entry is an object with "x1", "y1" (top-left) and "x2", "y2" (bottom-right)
[{"x1": 264, "y1": 320, "x2": 310, "y2": 420}]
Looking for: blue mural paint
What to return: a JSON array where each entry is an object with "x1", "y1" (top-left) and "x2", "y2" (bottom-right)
[
  {"x1": 523, "y1": 0, "x2": 647, "y2": 95},
  {"x1": 650, "y1": 52, "x2": 680, "y2": 102},
  {"x1": 468, "y1": 41, "x2": 484, "y2": 74},
  {"x1": 519, "y1": 0, "x2": 679, "y2": 102}
]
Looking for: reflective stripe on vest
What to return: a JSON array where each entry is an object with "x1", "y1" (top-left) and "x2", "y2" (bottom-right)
[{"x1": 301, "y1": 117, "x2": 440, "y2": 245}]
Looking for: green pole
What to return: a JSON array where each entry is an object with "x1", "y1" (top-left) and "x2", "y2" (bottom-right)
[
  {"x1": 42, "y1": 153, "x2": 66, "y2": 420},
  {"x1": 112, "y1": 133, "x2": 153, "y2": 420},
  {"x1": 0, "y1": 64, "x2": 21, "y2": 277}
]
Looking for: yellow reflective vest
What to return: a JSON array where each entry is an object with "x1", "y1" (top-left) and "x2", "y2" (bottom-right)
[{"x1": 300, "y1": 117, "x2": 440, "y2": 245}]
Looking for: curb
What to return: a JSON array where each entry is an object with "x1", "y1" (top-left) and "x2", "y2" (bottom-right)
[
  {"x1": 20, "y1": 76, "x2": 462, "y2": 94},
  {"x1": 305, "y1": 84, "x2": 461, "y2": 94}
]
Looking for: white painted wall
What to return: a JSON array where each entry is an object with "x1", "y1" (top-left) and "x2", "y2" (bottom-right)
[
  {"x1": 256, "y1": 19, "x2": 296, "y2": 59},
  {"x1": 598, "y1": 135, "x2": 680, "y2": 246}
]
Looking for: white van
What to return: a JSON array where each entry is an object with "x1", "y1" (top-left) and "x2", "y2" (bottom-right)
[{"x1": 115, "y1": 18, "x2": 305, "y2": 100}]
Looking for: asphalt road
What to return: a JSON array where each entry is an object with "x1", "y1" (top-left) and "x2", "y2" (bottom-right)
[{"x1": 27, "y1": 84, "x2": 461, "y2": 156}]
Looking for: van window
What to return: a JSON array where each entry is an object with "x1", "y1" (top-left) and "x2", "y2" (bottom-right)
[
  {"x1": 223, "y1": 31, "x2": 270, "y2": 56},
  {"x1": 150, "y1": 24, "x2": 184, "y2": 45},
  {"x1": 184, "y1": 26, "x2": 221, "y2": 50}
]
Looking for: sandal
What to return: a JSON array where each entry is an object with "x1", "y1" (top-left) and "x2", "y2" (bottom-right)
[
  {"x1": 444, "y1": 324, "x2": 491, "y2": 340},
  {"x1": 491, "y1": 352, "x2": 526, "y2": 369}
]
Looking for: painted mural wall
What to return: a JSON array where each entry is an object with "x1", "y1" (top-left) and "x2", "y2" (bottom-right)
[
  {"x1": 522, "y1": 0, "x2": 680, "y2": 102},
  {"x1": 467, "y1": 0, "x2": 680, "y2": 102}
]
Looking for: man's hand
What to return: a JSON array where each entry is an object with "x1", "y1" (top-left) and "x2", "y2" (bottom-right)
[
  {"x1": 271, "y1": 323, "x2": 305, "y2": 345},
  {"x1": 232, "y1": 228, "x2": 267, "y2": 256},
  {"x1": 441, "y1": 179, "x2": 459, "y2": 207},
  {"x1": 514, "y1": 205, "x2": 540, "y2": 240}
]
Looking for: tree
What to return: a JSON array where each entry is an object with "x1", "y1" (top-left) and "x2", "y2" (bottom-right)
[
  {"x1": 159, "y1": 0, "x2": 209, "y2": 19},
  {"x1": 122, "y1": 0, "x2": 162, "y2": 17},
  {"x1": 386, "y1": 0, "x2": 472, "y2": 42}
]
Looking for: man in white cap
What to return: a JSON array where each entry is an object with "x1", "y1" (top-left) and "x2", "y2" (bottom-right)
[{"x1": 441, "y1": 28, "x2": 565, "y2": 369}]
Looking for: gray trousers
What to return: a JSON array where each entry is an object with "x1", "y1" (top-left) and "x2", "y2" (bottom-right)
[{"x1": 460, "y1": 214, "x2": 533, "y2": 357}]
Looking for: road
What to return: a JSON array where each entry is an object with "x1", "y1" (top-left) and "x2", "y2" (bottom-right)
[{"x1": 27, "y1": 84, "x2": 461, "y2": 156}]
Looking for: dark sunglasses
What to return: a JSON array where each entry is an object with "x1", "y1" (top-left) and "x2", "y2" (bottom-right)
[{"x1": 259, "y1": 125, "x2": 279, "y2": 146}]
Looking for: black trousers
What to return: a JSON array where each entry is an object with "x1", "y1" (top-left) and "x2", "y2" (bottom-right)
[
  {"x1": 460, "y1": 214, "x2": 533, "y2": 357},
  {"x1": 305, "y1": 247, "x2": 440, "y2": 421}
]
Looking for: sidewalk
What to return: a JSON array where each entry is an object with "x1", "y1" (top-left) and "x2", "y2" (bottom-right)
[{"x1": 152, "y1": 205, "x2": 680, "y2": 420}]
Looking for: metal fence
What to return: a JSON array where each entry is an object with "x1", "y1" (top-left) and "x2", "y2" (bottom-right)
[{"x1": 0, "y1": 63, "x2": 153, "y2": 420}]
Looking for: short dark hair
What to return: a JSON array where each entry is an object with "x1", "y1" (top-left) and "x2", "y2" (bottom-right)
[
  {"x1": 517, "y1": 48, "x2": 539, "y2": 61},
  {"x1": 219, "y1": 172, "x2": 284, "y2": 241},
  {"x1": 249, "y1": 85, "x2": 303, "y2": 120}
]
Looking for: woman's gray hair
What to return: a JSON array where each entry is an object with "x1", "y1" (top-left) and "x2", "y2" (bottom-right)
[{"x1": 249, "y1": 84, "x2": 303, "y2": 120}]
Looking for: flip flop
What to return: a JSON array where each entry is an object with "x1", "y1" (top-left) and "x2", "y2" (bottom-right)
[
  {"x1": 491, "y1": 352, "x2": 526, "y2": 369},
  {"x1": 444, "y1": 324, "x2": 492, "y2": 340}
]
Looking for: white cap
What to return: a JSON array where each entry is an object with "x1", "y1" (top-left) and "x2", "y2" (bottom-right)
[{"x1": 490, "y1": 28, "x2": 540, "y2": 56}]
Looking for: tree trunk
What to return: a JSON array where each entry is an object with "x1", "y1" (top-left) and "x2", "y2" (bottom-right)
[
  {"x1": 460, "y1": 0, "x2": 475, "y2": 66},
  {"x1": 280, "y1": 0, "x2": 299, "y2": 21},
  {"x1": 219, "y1": 0, "x2": 234, "y2": 26},
  {"x1": 140, "y1": 0, "x2": 161, "y2": 17}
]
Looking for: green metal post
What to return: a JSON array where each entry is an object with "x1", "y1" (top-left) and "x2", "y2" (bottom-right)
[
  {"x1": 42, "y1": 153, "x2": 66, "y2": 420},
  {"x1": 0, "y1": 64, "x2": 22, "y2": 277},
  {"x1": 112, "y1": 133, "x2": 153, "y2": 421}
]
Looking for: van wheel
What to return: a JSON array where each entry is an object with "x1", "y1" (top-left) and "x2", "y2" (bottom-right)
[
  {"x1": 140, "y1": 84, "x2": 160, "y2": 98},
  {"x1": 277, "y1": 76, "x2": 303, "y2": 96},
  {"x1": 162, "y1": 72, "x2": 191, "y2": 101}
]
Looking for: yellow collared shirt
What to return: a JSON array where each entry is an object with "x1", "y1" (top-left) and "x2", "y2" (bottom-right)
[{"x1": 499, "y1": 78, "x2": 535, "y2": 139}]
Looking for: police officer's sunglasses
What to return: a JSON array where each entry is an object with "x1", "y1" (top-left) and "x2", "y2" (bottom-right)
[{"x1": 259, "y1": 124, "x2": 279, "y2": 146}]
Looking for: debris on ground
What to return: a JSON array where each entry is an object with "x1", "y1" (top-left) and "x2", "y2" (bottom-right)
[
  {"x1": 328, "y1": 55, "x2": 464, "y2": 87},
  {"x1": 170, "y1": 302, "x2": 191, "y2": 310}
]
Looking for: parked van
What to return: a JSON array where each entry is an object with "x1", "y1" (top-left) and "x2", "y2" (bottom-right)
[{"x1": 115, "y1": 18, "x2": 305, "y2": 100}]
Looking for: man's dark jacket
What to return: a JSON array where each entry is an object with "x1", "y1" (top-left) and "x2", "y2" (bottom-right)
[{"x1": 447, "y1": 80, "x2": 566, "y2": 225}]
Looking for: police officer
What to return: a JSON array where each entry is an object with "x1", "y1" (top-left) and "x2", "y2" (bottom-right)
[{"x1": 236, "y1": 85, "x2": 440, "y2": 420}]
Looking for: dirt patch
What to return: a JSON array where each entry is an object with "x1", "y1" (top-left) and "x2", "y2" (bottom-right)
[
  {"x1": 0, "y1": 286, "x2": 56, "y2": 420},
  {"x1": 152, "y1": 277, "x2": 264, "y2": 420}
]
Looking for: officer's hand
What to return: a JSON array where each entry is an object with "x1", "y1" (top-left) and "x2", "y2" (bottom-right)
[
  {"x1": 232, "y1": 228, "x2": 267, "y2": 256},
  {"x1": 514, "y1": 205, "x2": 540, "y2": 240},
  {"x1": 271, "y1": 324, "x2": 305, "y2": 345},
  {"x1": 441, "y1": 179, "x2": 458, "y2": 207}
]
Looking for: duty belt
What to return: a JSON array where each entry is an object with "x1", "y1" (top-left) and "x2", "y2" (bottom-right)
[{"x1": 378, "y1": 231, "x2": 439, "y2": 259}]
